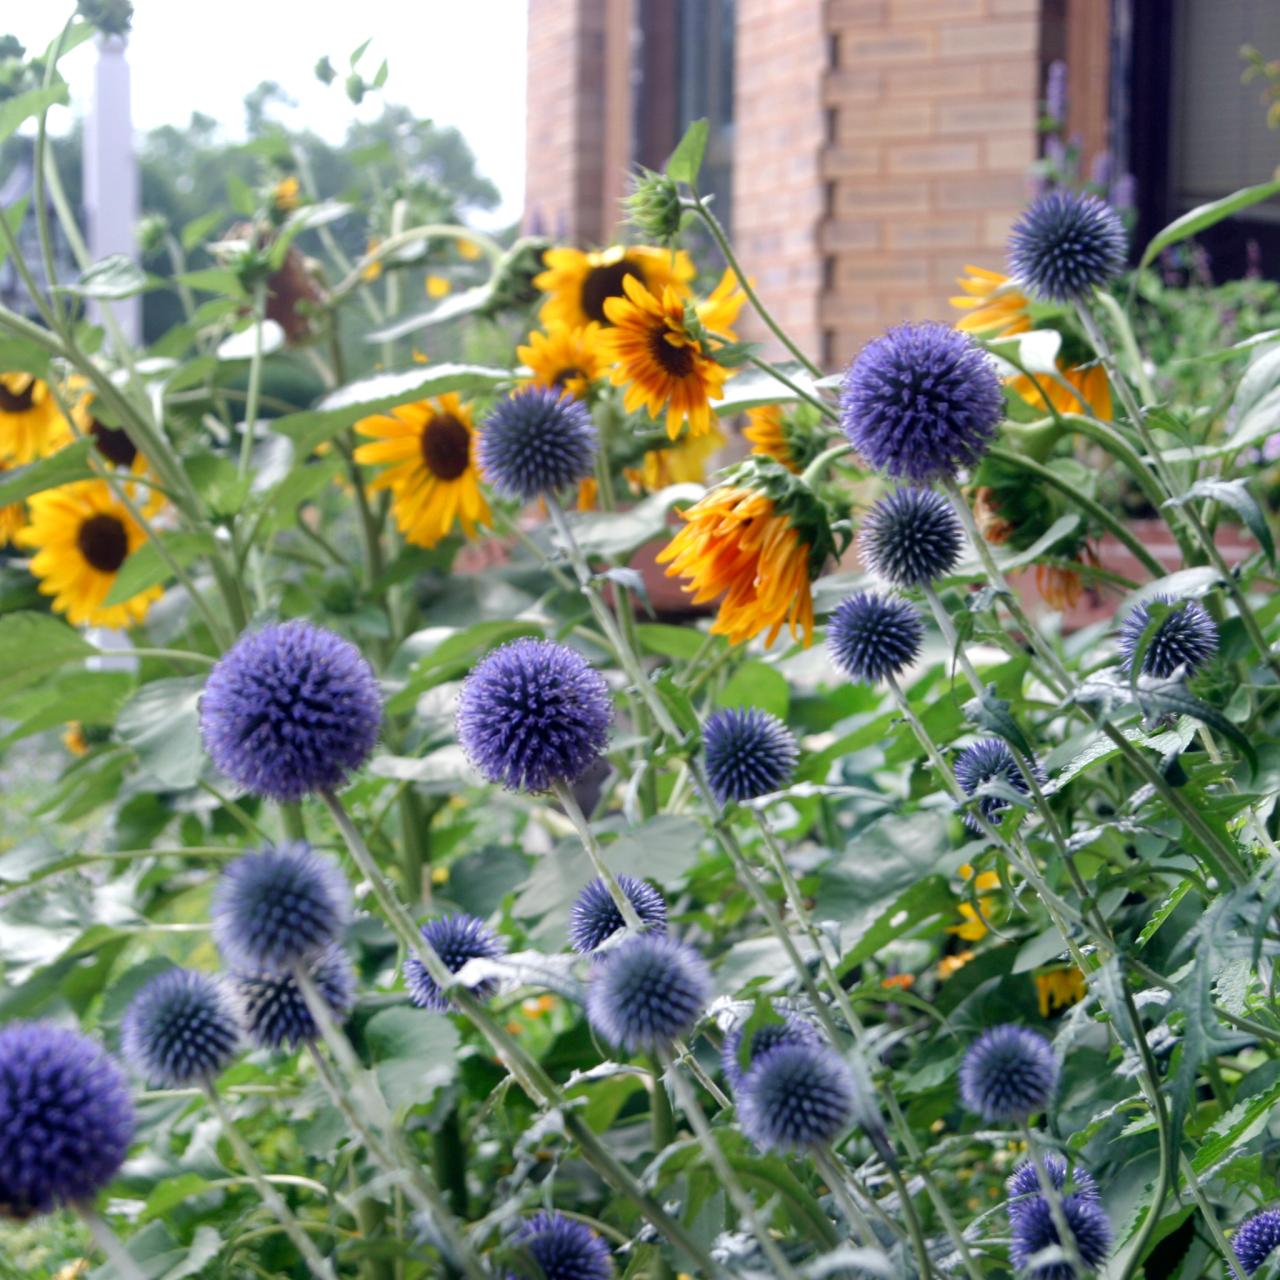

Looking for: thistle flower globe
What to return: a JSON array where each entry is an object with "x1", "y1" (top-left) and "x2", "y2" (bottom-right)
[
  {"x1": 1006, "y1": 1155, "x2": 1099, "y2": 1223},
  {"x1": 212, "y1": 842, "x2": 350, "y2": 974},
  {"x1": 1235, "y1": 1209, "x2": 1280, "y2": 1276},
  {"x1": 960, "y1": 1024, "x2": 1058, "y2": 1123},
  {"x1": 457, "y1": 639, "x2": 612, "y2": 793},
  {"x1": 827, "y1": 590, "x2": 924, "y2": 684},
  {"x1": 1118, "y1": 595, "x2": 1218, "y2": 679},
  {"x1": 233, "y1": 947, "x2": 356, "y2": 1050},
  {"x1": 122, "y1": 969, "x2": 241, "y2": 1087},
  {"x1": 839, "y1": 323, "x2": 1003, "y2": 483},
  {"x1": 569, "y1": 876, "x2": 668, "y2": 954},
  {"x1": 510, "y1": 1210, "x2": 614, "y2": 1280},
  {"x1": 737, "y1": 1041, "x2": 856, "y2": 1153},
  {"x1": 703, "y1": 706, "x2": 799, "y2": 805},
  {"x1": 720, "y1": 1013, "x2": 822, "y2": 1092},
  {"x1": 955, "y1": 737, "x2": 1042, "y2": 834},
  {"x1": 586, "y1": 934, "x2": 710, "y2": 1053},
  {"x1": 1010, "y1": 1193, "x2": 1112, "y2": 1280},
  {"x1": 859, "y1": 487, "x2": 964, "y2": 588},
  {"x1": 1008, "y1": 190, "x2": 1127, "y2": 302},
  {"x1": 200, "y1": 620, "x2": 382, "y2": 803},
  {"x1": 0, "y1": 1022, "x2": 135, "y2": 1218},
  {"x1": 404, "y1": 913, "x2": 507, "y2": 1012},
  {"x1": 478, "y1": 385, "x2": 598, "y2": 500}
]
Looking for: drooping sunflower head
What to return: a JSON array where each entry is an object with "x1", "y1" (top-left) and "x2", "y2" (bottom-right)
[
  {"x1": 534, "y1": 243, "x2": 695, "y2": 329},
  {"x1": 743, "y1": 404, "x2": 806, "y2": 473},
  {"x1": 17, "y1": 480, "x2": 162, "y2": 628},
  {"x1": 657, "y1": 458, "x2": 845, "y2": 649},
  {"x1": 0, "y1": 372, "x2": 71, "y2": 465},
  {"x1": 353, "y1": 392, "x2": 490, "y2": 549},
  {"x1": 517, "y1": 322, "x2": 610, "y2": 400}
]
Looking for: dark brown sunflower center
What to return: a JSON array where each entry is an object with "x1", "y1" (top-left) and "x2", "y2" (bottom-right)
[
  {"x1": 90, "y1": 419, "x2": 138, "y2": 468},
  {"x1": 0, "y1": 378, "x2": 35, "y2": 414},
  {"x1": 77, "y1": 513, "x2": 129, "y2": 573},
  {"x1": 419, "y1": 414, "x2": 471, "y2": 480},
  {"x1": 648, "y1": 327, "x2": 696, "y2": 379},
  {"x1": 552, "y1": 366, "x2": 586, "y2": 390},
  {"x1": 580, "y1": 261, "x2": 641, "y2": 324}
]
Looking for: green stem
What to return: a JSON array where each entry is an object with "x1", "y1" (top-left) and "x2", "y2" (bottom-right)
[
  {"x1": 1179, "y1": 1153, "x2": 1246, "y2": 1280},
  {"x1": 811, "y1": 1146, "x2": 878, "y2": 1254},
  {"x1": 800, "y1": 441, "x2": 852, "y2": 486},
  {"x1": 238, "y1": 281, "x2": 269, "y2": 478},
  {"x1": 1019, "y1": 1121, "x2": 1087, "y2": 1277},
  {"x1": 77, "y1": 1205, "x2": 148, "y2": 1280}
]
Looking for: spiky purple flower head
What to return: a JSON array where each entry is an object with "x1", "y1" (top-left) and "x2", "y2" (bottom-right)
[
  {"x1": 954, "y1": 737, "x2": 1043, "y2": 834},
  {"x1": 1235, "y1": 1209, "x2": 1280, "y2": 1276},
  {"x1": 233, "y1": 947, "x2": 356, "y2": 1050},
  {"x1": 569, "y1": 876, "x2": 667, "y2": 955},
  {"x1": 586, "y1": 934, "x2": 710, "y2": 1054},
  {"x1": 721, "y1": 1013, "x2": 822, "y2": 1092},
  {"x1": 200, "y1": 621, "x2": 382, "y2": 803},
  {"x1": 960, "y1": 1024, "x2": 1058, "y2": 1123},
  {"x1": 827, "y1": 590, "x2": 924, "y2": 684},
  {"x1": 738, "y1": 1041, "x2": 856, "y2": 1153},
  {"x1": 0, "y1": 1023, "x2": 135, "y2": 1218},
  {"x1": 212, "y1": 842, "x2": 350, "y2": 975},
  {"x1": 859, "y1": 487, "x2": 965, "y2": 587},
  {"x1": 839, "y1": 323, "x2": 1003, "y2": 483},
  {"x1": 457, "y1": 639, "x2": 612, "y2": 793},
  {"x1": 122, "y1": 969, "x2": 240, "y2": 1087},
  {"x1": 1118, "y1": 595, "x2": 1218, "y2": 679},
  {"x1": 1008, "y1": 190, "x2": 1127, "y2": 302},
  {"x1": 1011, "y1": 1193, "x2": 1112, "y2": 1279},
  {"x1": 479, "y1": 385, "x2": 598, "y2": 501},
  {"x1": 509, "y1": 1210, "x2": 614, "y2": 1280},
  {"x1": 1007, "y1": 1155, "x2": 1099, "y2": 1225},
  {"x1": 404, "y1": 913, "x2": 507, "y2": 1012},
  {"x1": 703, "y1": 706, "x2": 798, "y2": 805}
]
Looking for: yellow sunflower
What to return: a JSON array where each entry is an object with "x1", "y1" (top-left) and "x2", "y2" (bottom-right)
[
  {"x1": 948, "y1": 863, "x2": 1001, "y2": 942},
  {"x1": 353, "y1": 393, "x2": 490, "y2": 548},
  {"x1": 950, "y1": 265, "x2": 1032, "y2": 338},
  {"x1": 1008, "y1": 361, "x2": 1112, "y2": 421},
  {"x1": 273, "y1": 175, "x2": 301, "y2": 215},
  {"x1": 0, "y1": 372, "x2": 71, "y2": 464},
  {"x1": 744, "y1": 405, "x2": 799, "y2": 473},
  {"x1": 603, "y1": 269, "x2": 746, "y2": 440},
  {"x1": 18, "y1": 480, "x2": 163, "y2": 628},
  {"x1": 517, "y1": 323, "x2": 610, "y2": 400},
  {"x1": 626, "y1": 422, "x2": 727, "y2": 493},
  {"x1": 1034, "y1": 966, "x2": 1087, "y2": 1018},
  {"x1": 534, "y1": 244, "x2": 695, "y2": 330},
  {"x1": 0, "y1": 462, "x2": 26, "y2": 546},
  {"x1": 657, "y1": 483, "x2": 817, "y2": 648}
]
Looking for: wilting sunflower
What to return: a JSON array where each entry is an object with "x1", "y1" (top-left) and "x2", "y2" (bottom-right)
[
  {"x1": 625, "y1": 422, "x2": 726, "y2": 493},
  {"x1": 0, "y1": 372, "x2": 70, "y2": 464},
  {"x1": 18, "y1": 480, "x2": 163, "y2": 628},
  {"x1": 517, "y1": 323, "x2": 610, "y2": 400},
  {"x1": 534, "y1": 244, "x2": 695, "y2": 330},
  {"x1": 1007, "y1": 361, "x2": 1112, "y2": 420},
  {"x1": 353, "y1": 393, "x2": 490, "y2": 548},
  {"x1": 603, "y1": 269, "x2": 746, "y2": 440},
  {"x1": 743, "y1": 405, "x2": 797, "y2": 471},
  {"x1": 657, "y1": 459, "x2": 840, "y2": 648}
]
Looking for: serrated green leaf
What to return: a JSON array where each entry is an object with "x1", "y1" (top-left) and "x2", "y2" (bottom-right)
[
  {"x1": 365, "y1": 1006, "x2": 459, "y2": 1110},
  {"x1": 0, "y1": 612, "x2": 96, "y2": 706},
  {"x1": 366, "y1": 284, "x2": 495, "y2": 343},
  {"x1": 115, "y1": 676, "x2": 205, "y2": 789}
]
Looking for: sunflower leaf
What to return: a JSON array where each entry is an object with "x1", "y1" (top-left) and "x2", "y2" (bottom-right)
[
  {"x1": 104, "y1": 530, "x2": 217, "y2": 605},
  {"x1": 0, "y1": 437, "x2": 96, "y2": 506},
  {"x1": 666, "y1": 118, "x2": 709, "y2": 186}
]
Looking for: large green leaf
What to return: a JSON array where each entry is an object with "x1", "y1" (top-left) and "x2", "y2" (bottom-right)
[
  {"x1": 365, "y1": 285, "x2": 496, "y2": 343},
  {"x1": 712, "y1": 363, "x2": 818, "y2": 414},
  {"x1": 0, "y1": 84, "x2": 69, "y2": 145},
  {"x1": 59, "y1": 254, "x2": 160, "y2": 300},
  {"x1": 386, "y1": 620, "x2": 545, "y2": 714},
  {"x1": 667, "y1": 119, "x2": 709, "y2": 185},
  {"x1": 0, "y1": 437, "x2": 96, "y2": 506},
  {"x1": 105, "y1": 531, "x2": 216, "y2": 605},
  {"x1": 714, "y1": 661, "x2": 790, "y2": 720},
  {"x1": 1139, "y1": 179, "x2": 1280, "y2": 270},
  {"x1": 365, "y1": 1006, "x2": 459, "y2": 1110},
  {"x1": 0, "y1": 612, "x2": 96, "y2": 704},
  {"x1": 115, "y1": 676, "x2": 206, "y2": 789}
]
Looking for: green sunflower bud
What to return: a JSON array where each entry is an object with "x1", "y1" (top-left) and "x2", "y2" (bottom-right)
[
  {"x1": 624, "y1": 168, "x2": 684, "y2": 245},
  {"x1": 77, "y1": 0, "x2": 133, "y2": 35}
]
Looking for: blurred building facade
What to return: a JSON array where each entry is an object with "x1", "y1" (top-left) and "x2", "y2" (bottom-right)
[{"x1": 524, "y1": 0, "x2": 1280, "y2": 363}]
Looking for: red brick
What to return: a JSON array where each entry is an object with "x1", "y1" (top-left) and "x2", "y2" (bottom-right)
[
  {"x1": 887, "y1": 216, "x2": 983, "y2": 249},
  {"x1": 938, "y1": 18, "x2": 1037, "y2": 57},
  {"x1": 887, "y1": 140, "x2": 982, "y2": 173}
]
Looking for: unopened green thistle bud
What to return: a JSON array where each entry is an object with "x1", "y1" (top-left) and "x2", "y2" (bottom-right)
[
  {"x1": 76, "y1": 0, "x2": 133, "y2": 35},
  {"x1": 625, "y1": 168, "x2": 684, "y2": 244},
  {"x1": 135, "y1": 213, "x2": 167, "y2": 256}
]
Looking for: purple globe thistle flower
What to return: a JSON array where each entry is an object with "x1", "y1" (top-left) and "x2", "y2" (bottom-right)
[
  {"x1": 457, "y1": 639, "x2": 612, "y2": 793},
  {"x1": 569, "y1": 876, "x2": 667, "y2": 954},
  {"x1": 233, "y1": 947, "x2": 356, "y2": 1050},
  {"x1": 738, "y1": 1041, "x2": 856, "y2": 1153},
  {"x1": 1235, "y1": 1209, "x2": 1280, "y2": 1276},
  {"x1": 827, "y1": 590, "x2": 924, "y2": 684},
  {"x1": 1008, "y1": 190, "x2": 1127, "y2": 302},
  {"x1": 586, "y1": 934, "x2": 710, "y2": 1054},
  {"x1": 404, "y1": 913, "x2": 507, "y2": 1012},
  {"x1": 1044, "y1": 59, "x2": 1068, "y2": 125},
  {"x1": 212, "y1": 842, "x2": 350, "y2": 975},
  {"x1": 703, "y1": 707, "x2": 799, "y2": 805},
  {"x1": 509, "y1": 1210, "x2": 614, "y2": 1280},
  {"x1": 478, "y1": 385, "x2": 598, "y2": 501},
  {"x1": 839, "y1": 323, "x2": 1003, "y2": 483},
  {"x1": 960, "y1": 1025, "x2": 1058, "y2": 1123},
  {"x1": 122, "y1": 969, "x2": 241, "y2": 1087},
  {"x1": 1007, "y1": 1155, "x2": 1100, "y2": 1224},
  {"x1": 954, "y1": 737, "x2": 1043, "y2": 834},
  {"x1": 200, "y1": 621, "x2": 382, "y2": 803},
  {"x1": 0, "y1": 1023, "x2": 135, "y2": 1218},
  {"x1": 859, "y1": 487, "x2": 965, "y2": 588},
  {"x1": 1118, "y1": 596, "x2": 1218, "y2": 679},
  {"x1": 720, "y1": 1013, "x2": 822, "y2": 1092},
  {"x1": 1011, "y1": 1193, "x2": 1112, "y2": 1279}
]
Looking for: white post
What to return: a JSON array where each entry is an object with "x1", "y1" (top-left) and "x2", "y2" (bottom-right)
[{"x1": 83, "y1": 34, "x2": 140, "y2": 344}]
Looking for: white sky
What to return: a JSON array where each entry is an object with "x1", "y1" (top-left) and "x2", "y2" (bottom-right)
[{"x1": 8, "y1": 1, "x2": 529, "y2": 228}]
